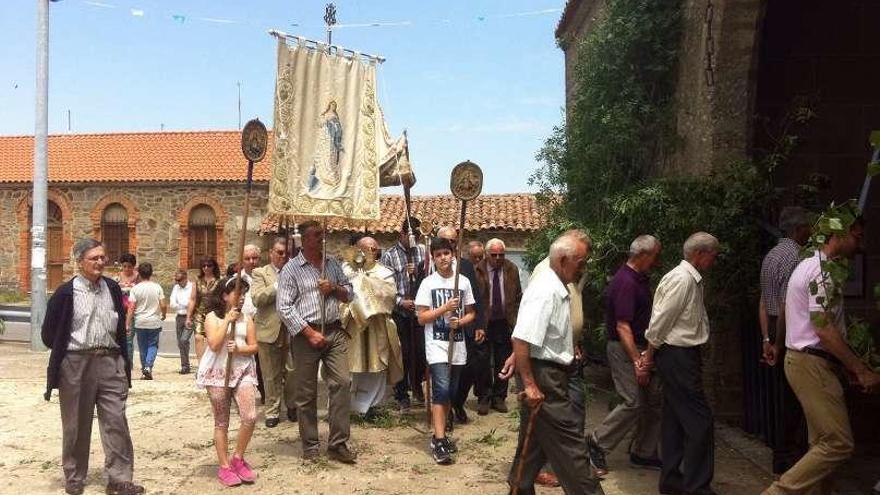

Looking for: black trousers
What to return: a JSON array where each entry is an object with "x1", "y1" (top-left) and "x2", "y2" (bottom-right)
[
  {"x1": 508, "y1": 359, "x2": 604, "y2": 495},
  {"x1": 392, "y1": 312, "x2": 426, "y2": 401},
  {"x1": 453, "y1": 331, "x2": 490, "y2": 408},
  {"x1": 487, "y1": 319, "x2": 513, "y2": 400},
  {"x1": 655, "y1": 345, "x2": 714, "y2": 495},
  {"x1": 767, "y1": 316, "x2": 808, "y2": 473}
]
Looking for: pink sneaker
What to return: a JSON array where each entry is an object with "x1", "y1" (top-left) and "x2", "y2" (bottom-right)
[
  {"x1": 230, "y1": 456, "x2": 256, "y2": 483},
  {"x1": 217, "y1": 466, "x2": 242, "y2": 487}
]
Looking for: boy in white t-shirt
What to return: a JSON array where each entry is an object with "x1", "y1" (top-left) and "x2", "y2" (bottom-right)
[
  {"x1": 126, "y1": 262, "x2": 167, "y2": 380},
  {"x1": 415, "y1": 237, "x2": 476, "y2": 465}
]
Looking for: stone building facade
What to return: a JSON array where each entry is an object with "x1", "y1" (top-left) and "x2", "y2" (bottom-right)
[
  {"x1": 556, "y1": 0, "x2": 880, "y2": 442},
  {"x1": 0, "y1": 183, "x2": 267, "y2": 291},
  {"x1": 0, "y1": 131, "x2": 545, "y2": 293}
]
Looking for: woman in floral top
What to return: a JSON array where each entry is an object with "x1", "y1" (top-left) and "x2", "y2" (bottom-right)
[
  {"x1": 196, "y1": 276, "x2": 259, "y2": 487},
  {"x1": 187, "y1": 257, "x2": 221, "y2": 359}
]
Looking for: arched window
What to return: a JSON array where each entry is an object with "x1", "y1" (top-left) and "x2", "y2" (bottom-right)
[
  {"x1": 101, "y1": 203, "x2": 129, "y2": 263},
  {"x1": 188, "y1": 204, "x2": 217, "y2": 268}
]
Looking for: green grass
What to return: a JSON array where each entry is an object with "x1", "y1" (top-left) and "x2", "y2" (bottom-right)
[
  {"x1": 506, "y1": 409, "x2": 521, "y2": 432},
  {"x1": 350, "y1": 404, "x2": 413, "y2": 429},
  {"x1": 473, "y1": 428, "x2": 506, "y2": 448}
]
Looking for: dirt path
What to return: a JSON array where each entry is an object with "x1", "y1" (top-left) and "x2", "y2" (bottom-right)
[{"x1": 0, "y1": 342, "x2": 771, "y2": 494}]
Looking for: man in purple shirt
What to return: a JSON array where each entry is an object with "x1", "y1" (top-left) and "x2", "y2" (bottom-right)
[{"x1": 587, "y1": 235, "x2": 663, "y2": 475}]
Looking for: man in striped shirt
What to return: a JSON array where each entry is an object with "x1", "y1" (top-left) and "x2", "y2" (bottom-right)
[
  {"x1": 758, "y1": 206, "x2": 810, "y2": 474},
  {"x1": 277, "y1": 220, "x2": 356, "y2": 464}
]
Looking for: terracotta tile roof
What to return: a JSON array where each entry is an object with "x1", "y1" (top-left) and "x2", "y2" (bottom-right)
[
  {"x1": 261, "y1": 193, "x2": 552, "y2": 234},
  {"x1": 0, "y1": 130, "x2": 272, "y2": 183}
]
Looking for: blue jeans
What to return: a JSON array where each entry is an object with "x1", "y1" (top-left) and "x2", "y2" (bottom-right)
[
  {"x1": 136, "y1": 328, "x2": 162, "y2": 370},
  {"x1": 126, "y1": 330, "x2": 135, "y2": 365},
  {"x1": 429, "y1": 363, "x2": 463, "y2": 405}
]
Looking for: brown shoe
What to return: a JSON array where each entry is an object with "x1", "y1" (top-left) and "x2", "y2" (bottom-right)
[
  {"x1": 477, "y1": 398, "x2": 490, "y2": 415},
  {"x1": 65, "y1": 481, "x2": 84, "y2": 495},
  {"x1": 105, "y1": 481, "x2": 145, "y2": 495},
  {"x1": 327, "y1": 444, "x2": 358, "y2": 464},
  {"x1": 302, "y1": 449, "x2": 320, "y2": 462},
  {"x1": 535, "y1": 472, "x2": 560, "y2": 487}
]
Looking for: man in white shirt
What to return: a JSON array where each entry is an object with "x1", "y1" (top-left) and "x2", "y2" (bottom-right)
[
  {"x1": 169, "y1": 269, "x2": 194, "y2": 374},
  {"x1": 642, "y1": 232, "x2": 719, "y2": 495},
  {"x1": 508, "y1": 230, "x2": 604, "y2": 495}
]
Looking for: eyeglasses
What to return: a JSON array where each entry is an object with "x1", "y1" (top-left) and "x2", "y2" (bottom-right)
[
  {"x1": 489, "y1": 253, "x2": 505, "y2": 258},
  {"x1": 273, "y1": 249, "x2": 287, "y2": 255}
]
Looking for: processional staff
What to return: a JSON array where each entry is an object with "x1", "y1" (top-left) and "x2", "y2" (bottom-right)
[
  {"x1": 223, "y1": 119, "x2": 268, "y2": 388},
  {"x1": 447, "y1": 161, "x2": 483, "y2": 365}
]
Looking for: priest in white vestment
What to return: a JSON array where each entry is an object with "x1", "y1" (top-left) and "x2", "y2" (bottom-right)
[{"x1": 341, "y1": 237, "x2": 404, "y2": 416}]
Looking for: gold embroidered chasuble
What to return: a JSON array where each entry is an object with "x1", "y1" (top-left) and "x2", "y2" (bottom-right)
[{"x1": 341, "y1": 262, "x2": 404, "y2": 384}]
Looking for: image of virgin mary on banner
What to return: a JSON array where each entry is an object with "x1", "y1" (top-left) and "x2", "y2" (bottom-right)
[{"x1": 269, "y1": 37, "x2": 412, "y2": 222}]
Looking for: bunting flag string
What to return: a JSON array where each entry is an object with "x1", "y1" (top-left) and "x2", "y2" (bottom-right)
[{"x1": 73, "y1": 0, "x2": 561, "y2": 31}]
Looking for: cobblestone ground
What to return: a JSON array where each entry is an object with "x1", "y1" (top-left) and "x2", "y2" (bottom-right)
[{"x1": 1, "y1": 341, "x2": 865, "y2": 495}]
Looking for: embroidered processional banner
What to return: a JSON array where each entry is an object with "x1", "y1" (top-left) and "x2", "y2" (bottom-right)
[{"x1": 269, "y1": 39, "x2": 413, "y2": 222}]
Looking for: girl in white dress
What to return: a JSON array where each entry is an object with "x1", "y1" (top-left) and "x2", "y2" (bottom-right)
[{"x1": 195, "y1": 276, "x2": 259, "y2": 487}]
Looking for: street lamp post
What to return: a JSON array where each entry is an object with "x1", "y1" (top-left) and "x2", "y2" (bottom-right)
[{"x1": 31, "y1": 0, "x2": 52, "y2": 351}]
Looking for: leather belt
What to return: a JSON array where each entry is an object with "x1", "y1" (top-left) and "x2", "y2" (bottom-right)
[
  {"x1": 68, "y1": 347, "x2": 120, "y2": 356},
  {"x1": 800, "y1": 347, "x2": 842, "y2": 366},
  {"x1": 307, "y1": 321, "x2": 341, "y2": 329}
]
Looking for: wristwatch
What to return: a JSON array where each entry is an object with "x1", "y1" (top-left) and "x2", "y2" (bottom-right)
[{"x1": 762, "y1": 336, "x2": 770, "y2": 343}]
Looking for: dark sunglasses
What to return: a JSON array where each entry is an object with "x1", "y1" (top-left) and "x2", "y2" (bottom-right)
[{"x1": 489, "y1": 253, "x2": 505, "y2": 258}]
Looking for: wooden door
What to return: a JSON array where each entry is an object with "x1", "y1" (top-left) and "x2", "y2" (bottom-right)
[{"x1": 47, "y1": 202, "x2": 64, "y2": 289}]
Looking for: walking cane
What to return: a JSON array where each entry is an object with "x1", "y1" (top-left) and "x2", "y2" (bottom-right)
[
  {"x1": 223, "y1": 119, "x2": 268, "y2": 388},
  {"x1": 512, "y1": 392, "x2": 543, "y2": 495},
  {"x1": 447, "y1": 161, "x2": 483, "y2": 365}
]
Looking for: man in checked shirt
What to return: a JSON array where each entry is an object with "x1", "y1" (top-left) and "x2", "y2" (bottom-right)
[
  {"x1": 277, "y1": 220, "x2": 356, "y2": 464},
  {"x1": 381, "y1": 216, "x2": 428, "y2": 410}
]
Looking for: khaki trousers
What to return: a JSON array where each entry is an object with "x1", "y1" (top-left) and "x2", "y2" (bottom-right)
[
  {"x1": 59, "y1": 352, "x2": 134, "y2": 485},
  {"x1": 257, "y1": 329, "x2": 296, "y2": 419},
  {"x1": 592, "y1": 341, "x2": 662, "y2": 458},
  {"x1": 291, "y1": 326, "x2": 351, "y2": 453},
  {"x1": 764, "y1": 350, "x2": 853, "y2": 495}
]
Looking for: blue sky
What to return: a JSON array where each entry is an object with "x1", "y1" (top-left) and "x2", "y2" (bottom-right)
[{"x1": 0, "y1": 0, "x2": 566, "y2": 194}]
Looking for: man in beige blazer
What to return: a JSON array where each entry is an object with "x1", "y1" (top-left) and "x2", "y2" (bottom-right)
[{"x1": 251, "y1": 237, "x2": 297, "y2": 427}]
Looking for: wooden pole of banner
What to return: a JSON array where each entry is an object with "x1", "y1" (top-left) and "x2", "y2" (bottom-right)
[
  {"x1": 321, "y1": 217, "x2": 328, "y2": 335},
  {"x1": 420, "y1": 221, "x2": 435, "y2": 429}
]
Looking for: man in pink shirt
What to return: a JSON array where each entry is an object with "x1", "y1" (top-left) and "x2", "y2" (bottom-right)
[{"x1": 763, "y1": 217, "x2": 880, "y2": 495}]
